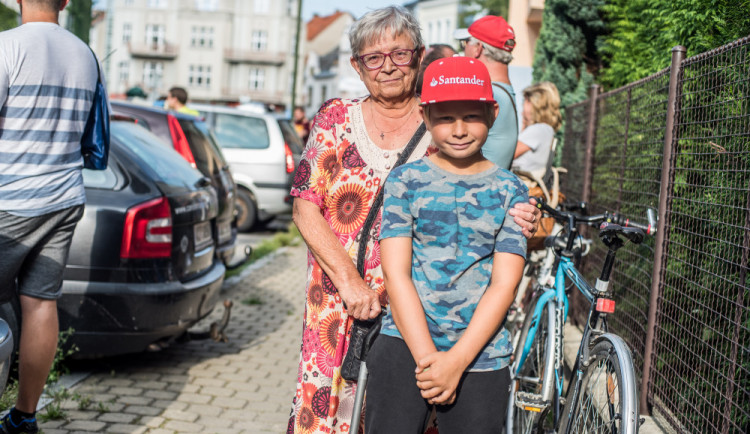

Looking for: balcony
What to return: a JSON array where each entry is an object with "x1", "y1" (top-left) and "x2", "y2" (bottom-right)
[
  {"x1": 128, "y1": 42, "x2": 179, "y2": 59},
  {"x1": 224, "y1": 49, "x2": 287, "y2": 66}
]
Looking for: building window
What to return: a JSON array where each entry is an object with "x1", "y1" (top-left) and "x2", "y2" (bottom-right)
[
  {"x1": 122, "y1": 23, "x2": 132, "y2": 44},
  {"x1": 142, "y1": 61, "x2": 163, "y2": 90},
  {"x1": 189, "y1": 65, "x2": 212, "y2": 87},
  {"x1": 254, "y1": 0, "x2": 270, "y2": 14},
  {"x1": 145, "y1": 24, "x2": 166, "y2": 48},
  {"x1": 118, "y1": 61, "x2": 130, "y2": 83},
  {"x1": 249, "y1": 68, "x2": 265, "y2": 90},
  {"x1": 251, "y1": 30, "x2": 267, "y2": 51},
  {"x1": 321, "y1": 85, "x2": 327, "y2": 103},
  {"x1": 191, "y1": 26, "x2": 214, "y2": 48},
  {"x1": 194, "y1": 0, "x2": 218, "y2": 10},
  {"x1": 147, "y1": 0, "x2": 168, "y2": 8}
]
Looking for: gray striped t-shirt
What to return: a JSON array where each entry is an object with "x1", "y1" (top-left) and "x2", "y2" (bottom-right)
[{"x1": 0, "y1": 22, "x2": 100, "y2": 216}]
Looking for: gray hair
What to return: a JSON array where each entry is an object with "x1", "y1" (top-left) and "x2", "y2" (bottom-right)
[
  {"x1": 472, "y1": 37, "x2": 514, "y2": 64},
  {"x1": 349, "y1": 6, "x2": 424, "y2": 59}
]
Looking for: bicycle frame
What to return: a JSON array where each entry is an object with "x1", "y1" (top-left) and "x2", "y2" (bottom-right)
[{"x1": 513, "y1": 255, "x2": 600, "y2": 422}]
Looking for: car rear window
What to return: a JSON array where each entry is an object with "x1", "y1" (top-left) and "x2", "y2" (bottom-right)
[
  {"x1": 213, "y1": 113, "x2": 270, "y2": 149},
  {"x1": 278, "y1": 119, "x2": 304, "y2": 154},
  {"x1": 110, "y1": 121, "x2": 203, "y2": 187},
  {"x1": 178, "y1": 119, "x2": 221, "y2": 176}
]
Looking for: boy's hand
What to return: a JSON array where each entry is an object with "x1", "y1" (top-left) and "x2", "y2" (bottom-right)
[
  {"x1": 415, "y1": 351, "x2": 466, "y2": 405},
  {"x1": 508, "y1": 198, "x2": 541, "y2": 239}
]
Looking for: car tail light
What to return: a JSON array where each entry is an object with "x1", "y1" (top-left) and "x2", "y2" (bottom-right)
[
  {"x1": 167, "y1": 114, "x2": 196, "y2": 168},
  {"x1": 284, "y1": 142, "x2": 295, "y2": 174},
  {"x1": 121, "y1": 197, "x2": 173, "y2": 259}
]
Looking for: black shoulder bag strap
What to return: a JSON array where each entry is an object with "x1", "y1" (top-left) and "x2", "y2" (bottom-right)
[
  {"x1": 492, "y1": 82, "x2": 519, "y2": 134},
  {"x1": 340, "y1": 122, "x2": 427, "y2": 381},
  {"x1": 356, "y1": 122, "x2": 426, "y2": 274}
]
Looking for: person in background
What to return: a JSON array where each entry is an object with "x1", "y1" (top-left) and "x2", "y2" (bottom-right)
[
  {"x1": 512, "y1": 81, "x2": 562, "y2": 174},
  {"x1": 455, "y1": 15, "x2": 518, "y2": 170},
  {"x1": 287, "y1": 6, "x2": 541, "y2": 433},
  {"x1": 292, "y1": 106, "x2": 311, "y2": 144},
  {"x1": 164, "y1": 86, "x2": 200, "y2": 116},
  {"x1": 367, "y1": 56, "x2": 526, "y2": 434},
  {"x1": 415, "y1": 43, "x2": 457, "y2": 95},
  {"x1": 0, "y1": 1, "x2": 103, "y2": 433}
]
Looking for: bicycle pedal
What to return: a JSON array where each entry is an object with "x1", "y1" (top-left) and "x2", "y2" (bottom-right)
[{"x1": 515, "y1": 391, "x2": 550, "y2": 413}]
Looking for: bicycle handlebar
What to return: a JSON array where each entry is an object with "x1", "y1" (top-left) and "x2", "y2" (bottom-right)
[{"x1": 533, "y1": 198, "x2": 657, "y2": 236}]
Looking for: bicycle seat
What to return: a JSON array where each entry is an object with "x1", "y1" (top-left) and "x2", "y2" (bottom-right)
[{"x1": 599, "y1": 222, "x2": 645, "y2": 245}]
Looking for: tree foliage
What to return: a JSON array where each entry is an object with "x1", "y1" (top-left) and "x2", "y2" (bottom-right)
[
  {"x1": 531, "y1": 0, "x2": 606, "y2": 106},
  {"x1": 458, "y1": 0, "x2": 509, "y2": 27},
  {"x1": 0, "y1": 3, "x2": 18, "y2": 32},
  {"x1": 67, "y1": 0, "x2": 92, "y2": 44},
  {"x1": 599, "y1": 0, "x2": 750, "y2": 89}
]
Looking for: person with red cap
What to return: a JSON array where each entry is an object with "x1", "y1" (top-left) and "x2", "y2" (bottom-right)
[
  {"x1": 454, "y1": 15, "x2": 519, "y2": 172},
  {"x1": 365, "y1": 56, "x2": 527, "y2": 434}
]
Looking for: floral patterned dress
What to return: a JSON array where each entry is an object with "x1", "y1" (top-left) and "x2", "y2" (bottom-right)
[{"x1": 287, "y1": 97, "x2": 432, "y2": 434}]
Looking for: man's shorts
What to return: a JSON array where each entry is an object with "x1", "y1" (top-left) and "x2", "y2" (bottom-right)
[{"x1": 0, "y1": 205, "x2": 84, "y2": 302}]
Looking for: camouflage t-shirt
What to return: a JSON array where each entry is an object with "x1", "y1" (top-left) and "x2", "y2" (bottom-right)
[{"x1": 379, "y1": 157, "x2": 528, "y2": 371}]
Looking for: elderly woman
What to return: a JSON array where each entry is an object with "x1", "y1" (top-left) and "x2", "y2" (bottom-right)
[
  {"x1": 287, "y1": 7, "x2": 540, "y2": 434},
  {"x1": 512, "y1": 81, "x2": 562, "y2": 174}
]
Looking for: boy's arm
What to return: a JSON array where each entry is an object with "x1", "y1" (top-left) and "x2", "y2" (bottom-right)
[
  {"x1": 380, "y1": 236, "x2": 438, "y2": 363},
  {"x1": 416, "y1": 251, "x2": 524, "y2": 404}
]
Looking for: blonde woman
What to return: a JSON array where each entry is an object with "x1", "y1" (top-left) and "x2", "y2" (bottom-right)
[{"x1": 512, "y1": 81, "x2": 562, "y2": 173}]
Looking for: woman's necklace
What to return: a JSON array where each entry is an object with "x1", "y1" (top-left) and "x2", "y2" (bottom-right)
[{"x1": 369, "y1": 100, "x2": 417, "y2": 141}]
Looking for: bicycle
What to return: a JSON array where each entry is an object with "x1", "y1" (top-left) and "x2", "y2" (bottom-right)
[{"x1": 506, "y1": 199, "x2": 656, "y2": 434}]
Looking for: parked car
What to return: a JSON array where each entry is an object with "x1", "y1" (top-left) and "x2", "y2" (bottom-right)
[
  {"x1": 0, "y1": 318, "x2": 12, "y2": 397},
  {"x1": 110, "y1": 101, "x2": 237, "y2": 263},
  {"x1": 56, "y1": 120, "x2": 226, "y2": 357},
  {"x1": 189, "y1": 103, "x2": 304, "y2": 231}
]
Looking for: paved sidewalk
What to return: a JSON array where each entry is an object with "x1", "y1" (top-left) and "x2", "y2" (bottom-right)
[{"x1": 40, "y1": 244, "x2": 309, "y2": 433}]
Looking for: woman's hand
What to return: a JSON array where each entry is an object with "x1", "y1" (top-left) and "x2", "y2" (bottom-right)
[
  {"x1": 338, "y1": 283, "x2": 381, "y2": 320},
  {"x1": 415, "y1": 351, "x2": 466, "y2": 405},
  {"x1": 508, "y1": 197, "x2": 542, "y2": 239}
]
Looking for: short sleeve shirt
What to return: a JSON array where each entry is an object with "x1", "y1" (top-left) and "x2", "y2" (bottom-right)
[
  {"x1": 379, "y1": 157, "x2": 528, "y2": 371},
  {"x1": 481, "y1": 82, "x2": 518, "y2": 170},
  {"x1": 513, "y1": 123, "x2": 555, "y2": 173}
]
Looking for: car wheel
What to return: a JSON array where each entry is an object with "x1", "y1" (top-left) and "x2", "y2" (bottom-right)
[
  {"x1": 0, "y1": 299, "x2": 20, "y2": 396},
  {"x1": 235, "y1": 189, "x2": 258, "y2": 232}
]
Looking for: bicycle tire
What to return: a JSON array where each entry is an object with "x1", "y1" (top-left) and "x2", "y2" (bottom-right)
[
  {"x1": 560, "y1": 335, "x2": 639, "y2": 434},
  {"x1": 507, "y1": 298, "x2": 557, "y2": 434}
]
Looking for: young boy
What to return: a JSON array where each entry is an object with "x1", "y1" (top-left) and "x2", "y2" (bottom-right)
[{"x1": 365, "y1": 57, "x2": 528, "y2": 434}]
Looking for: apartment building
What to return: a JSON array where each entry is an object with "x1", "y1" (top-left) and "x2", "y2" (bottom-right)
[{"x1": 91, "y1": 0, "x2": 303, "y2": 107}]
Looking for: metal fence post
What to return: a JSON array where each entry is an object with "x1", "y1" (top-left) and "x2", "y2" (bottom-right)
[
  {"x1": 581, "y1": 85, "x2": 599, "y2": 203},
  {"x1": 640, "y1": 45, "x2": 686, "y2": 416}
]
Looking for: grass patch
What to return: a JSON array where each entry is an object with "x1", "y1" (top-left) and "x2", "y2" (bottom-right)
[
  {"x1": 242, "y1": 296, "x2": 264, "y2": 306},
  {"x1": 226, "y1": 223, "x2": 301, "y2": 279}
]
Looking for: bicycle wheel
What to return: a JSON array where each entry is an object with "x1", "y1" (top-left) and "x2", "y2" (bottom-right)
[
  {"x1": 562, "y1": 335, "x2": 639, "y2": 434},
  {"x1": 507, "y1": 298, "x2": 557, "y2": 434}
]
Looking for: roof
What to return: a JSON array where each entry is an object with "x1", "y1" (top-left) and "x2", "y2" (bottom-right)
[{"x1": 306, "y1": 11, "x2": 347, "y2": 41}]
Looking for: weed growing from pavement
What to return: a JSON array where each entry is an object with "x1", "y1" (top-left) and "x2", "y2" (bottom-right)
[
  {"x1": 243, "y1": 296, "x2": 264, "y2": 306},
  {"x1": 227, "y1": 223, "x2": 301, "y2": 279}
]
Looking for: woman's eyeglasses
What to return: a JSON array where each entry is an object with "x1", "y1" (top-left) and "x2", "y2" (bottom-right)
[{"x1": 357, "y1": 48, "x2": 418, "y2": 70}]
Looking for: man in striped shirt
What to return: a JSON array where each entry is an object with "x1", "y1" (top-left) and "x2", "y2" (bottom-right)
[{"x1": 0, "y1": 1, "x2": 102, "y2": 432}]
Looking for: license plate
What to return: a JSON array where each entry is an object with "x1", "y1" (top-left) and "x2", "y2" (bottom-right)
[
  {"x1": 194, "y1": 221, "x2": 213, "y2": 249},
  {"x1": 218, "y1": 220, "x2": 232, "y2": 244}
]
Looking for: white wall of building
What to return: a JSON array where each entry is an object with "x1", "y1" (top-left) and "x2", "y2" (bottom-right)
[{"x1": 92, "y1": 0, "x2": 304, "y2": 107}]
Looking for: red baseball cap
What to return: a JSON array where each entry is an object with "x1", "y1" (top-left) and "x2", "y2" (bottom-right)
[
  {"x1": 420, "y1": 56, "x2": 495, "y2": 105},
  {"x1": 454, "y1": 15, "x2": 516, "y2": 52}
]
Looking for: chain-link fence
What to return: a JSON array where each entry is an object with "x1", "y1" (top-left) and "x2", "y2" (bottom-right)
[{"x1": 558, "y1": 36, "x2": 749, "y2": 432}]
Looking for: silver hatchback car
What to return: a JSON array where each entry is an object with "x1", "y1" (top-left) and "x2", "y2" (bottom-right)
[{"x1": 190, "y1": 104, "x2": 303, "y2": 231}]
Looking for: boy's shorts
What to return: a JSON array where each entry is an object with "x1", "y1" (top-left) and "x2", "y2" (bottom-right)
[{"x1": 0, "y1": 205, "x2": 84, "y2": 303}]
